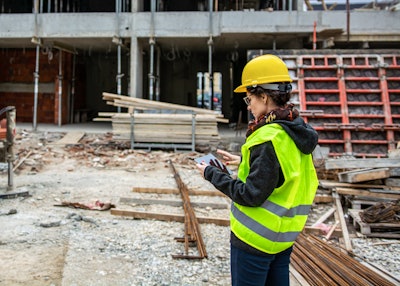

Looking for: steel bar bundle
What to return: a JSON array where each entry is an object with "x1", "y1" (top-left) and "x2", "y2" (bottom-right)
[
  {"x1": 168, "y1": 160, "x2": 207, "y2": 259},
  {"x1": 292, "y1": 233, "x2": 396, "y2": 286}
]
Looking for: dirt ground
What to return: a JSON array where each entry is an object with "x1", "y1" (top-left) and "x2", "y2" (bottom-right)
[
  {"x1": 2, "y1": 126, "x2": 399, "y2": 286},
  {"x1": 0, "y1": 128, "x2": 235, "y2": 286}
]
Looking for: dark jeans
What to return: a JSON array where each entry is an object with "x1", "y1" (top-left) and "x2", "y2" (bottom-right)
[{"x1": 230, "y1": 244, "x2": 292, "y2": 286}]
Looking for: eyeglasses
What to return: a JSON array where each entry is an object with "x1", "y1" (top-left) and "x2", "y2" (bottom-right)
[{"x1": 243, "y1": 96, "x2": 252, "y2": 106}]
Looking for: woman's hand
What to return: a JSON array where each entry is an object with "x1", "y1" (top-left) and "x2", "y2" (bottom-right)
[
  {"x1": 217, "y1": 149, "x2": 241, "y2": 166},
  {"x1": 196, "y1": 161, "x2": 208, "y2": 178}
]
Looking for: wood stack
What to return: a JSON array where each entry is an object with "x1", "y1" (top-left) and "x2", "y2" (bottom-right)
[
  {"x1": 97, "y1": 93, "x2": 228, "y2": 148},
  {"x1": 321, "y1": 156, "x2": 400, "y2": 238}
]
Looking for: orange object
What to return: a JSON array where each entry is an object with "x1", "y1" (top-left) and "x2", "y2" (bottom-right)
[{"x1": 0, "y1": 119, "x2": 7, "y2": 139}]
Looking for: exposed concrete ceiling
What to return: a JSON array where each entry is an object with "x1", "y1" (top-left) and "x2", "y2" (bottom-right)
[{"x1": 1, "y1": 32, "x2": 399, "y2": 56}]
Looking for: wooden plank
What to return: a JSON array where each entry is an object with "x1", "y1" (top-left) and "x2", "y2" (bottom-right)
[
  {"x1": 389, "y1": 167, "x2": 400, "y2": 177},
  {"x1": 110, "y1": 209, "x2": 230, "y2": 226},
  {"x1": 335, "y1": 187, "x2": 400, "y2": 200},
  {"x1": 289, "y1": 265, "x2": 311, "y2": 286},
  {"x1": 0, "y1": 190, "x2": 30, "y2": 199},
  {"x1": 332, "y1": 190, "x2": 352, "y2": 253},
  {"x1": 319, "y1": 180, "x2": 400, "y2": 191},
  {"x1": 304, "y1": 226, "x2": 342, "y2": 236},
  {"x1": 132, "y1": 187, "x2": 224, "y2": 197},
  {"x1": 51, "y1": 131, "x2": 85, "y2": 145},
  {"x1": 338, "y1": 168, "x2": 391, "y2": 183},
  {"x1": 311, "y1": 207, "x2": 336, "y2": 227},
  {"x1": 325, "y1": 158, "x2": 400, "y2": 170},
  {"x1": 314, "y1": 194, "x2": 333, "y2": 203},
  {"x1": 119, "y1": 197, "x2": 229, "y2": 209},
  {"x1": 385, "y1": 178, "x2": 400, "y2": 187},
  {"x1": 103, "y1": 92, "x2": 220, "y2": 115}
]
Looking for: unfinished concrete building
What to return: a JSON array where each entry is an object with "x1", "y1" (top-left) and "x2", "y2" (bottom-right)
[{"x1": 0, "y1": 0, "x2": 399, "y2": 157}]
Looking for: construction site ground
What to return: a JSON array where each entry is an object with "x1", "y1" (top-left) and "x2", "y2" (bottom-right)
[{"x1": 0, "y1": 122, "x2": 399, "y2": 286}]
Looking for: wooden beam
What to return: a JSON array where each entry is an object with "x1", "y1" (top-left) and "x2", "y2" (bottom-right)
[
  {"x1": 103, "y1": 92, "x2": 220, "y2": 115},
  {"x1": 132, "y1": 187, "x2": 224, "y2": 197},
  {"x1": 312, "y1": 207, "x2": 336, "y2": 227},
  {"x1": 332, "y1": 190, "x2": 352, "y2": 253},
  {"x1": 325, "y1": 158, "x2": 400, "y2": 170},
  {"x1": 338, "y1": 168, "x2": 391, "y2": 183},
  {"x1": 119, "y1": 197, "x2": 229, "y2": 209},
  {"x1": 319, "y1": 180, "x2": 400, "y2": 191},
  {"x1": 110, "y1": 209, "x2": 230, "y2": 226},
  {"x1": 335, "y1": 187, "x2": 400, "y2": 200}
]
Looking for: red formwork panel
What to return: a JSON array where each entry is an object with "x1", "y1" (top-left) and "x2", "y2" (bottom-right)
[{"x1": 279, "y1": 53, "x2": 400, "y2": 158}]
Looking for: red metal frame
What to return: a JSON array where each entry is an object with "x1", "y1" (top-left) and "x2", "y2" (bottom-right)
[{"x1": 281, "y1": 54, "x2": 400, "y2": 158}]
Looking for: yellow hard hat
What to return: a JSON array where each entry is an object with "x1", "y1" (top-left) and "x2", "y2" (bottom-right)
[{"x1": 234, "y1": 54, "x2": 292, "y2": 93}]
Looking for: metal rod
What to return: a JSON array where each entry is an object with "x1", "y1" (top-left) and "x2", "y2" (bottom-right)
[
  {"x1": 70, "y1": 53, "x2": 76, "y2": 123},
  {"x1": 169, "y1": 161, "x2": 207, "y2": 259},
  {"x1": 58, "y1": 50, "x2": 63, "y2": 126},
  {"x1": 33, "y1": 44, "x2": 40, "y2": 131},
  {"x1": 149, "y1": 0, "x2": 156, "y2": 101},
  {"x1": 6, "y1": 107, "x2": 16, "y2": 190},
  {"x1": 208, "y1": 0, "x2": 214, "y2": 110},
  {"x1": 117, "y1": 43, "x2": 122, "y2": 113}
]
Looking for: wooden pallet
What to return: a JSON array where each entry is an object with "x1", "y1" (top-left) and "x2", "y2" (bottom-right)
[{"x1": 348, "y1": 209, "x2": 400, "y2": 238}]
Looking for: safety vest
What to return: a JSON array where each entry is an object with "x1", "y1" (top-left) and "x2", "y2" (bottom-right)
[{"x1": 231, "y1": 123, "x2": 318, "y2": 254}]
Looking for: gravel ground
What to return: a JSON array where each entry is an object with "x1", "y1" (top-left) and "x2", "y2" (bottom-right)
[{"x1": 0, "y1": 128, "x2": 399, "y2": 285}]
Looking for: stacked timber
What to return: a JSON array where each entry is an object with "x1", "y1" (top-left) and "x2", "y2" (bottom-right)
[
  {"x1": 98, "y1": 92, "x2": 228, "y2": 147},
  {"x1": 321, "y1": 155, "x2": 400, "y2": 238},
  {"x1": 109, "y1": 113, "x2": 221, "y2": 145}
]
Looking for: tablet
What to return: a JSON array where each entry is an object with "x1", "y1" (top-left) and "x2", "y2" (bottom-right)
[{"x1": 194, "y1": 153, "x2": 233, "y2": 175}]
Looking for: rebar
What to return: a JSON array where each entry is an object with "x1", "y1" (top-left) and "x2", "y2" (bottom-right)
[
  {"x1": 292, "y1": 233, "x2": 397, "y2": 286},
  {"x1": 169, "y1": 160, "x2": 207, "y2": 259}
]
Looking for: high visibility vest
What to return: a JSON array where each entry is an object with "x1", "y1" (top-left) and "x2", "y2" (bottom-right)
[{"x1": 231, "y1": 123, "x2": 318, "y2": 254}]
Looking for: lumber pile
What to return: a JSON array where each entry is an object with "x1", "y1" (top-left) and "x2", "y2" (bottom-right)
[
  {"x1": 108, "y1": 112, "x2": 221, "y2": 145},
  {"x1": 98, "y1": 92, "x2": 227, "y2": 148},
  {"x1": 318, "y1": 154, "x2": 400, "y2": 238}
]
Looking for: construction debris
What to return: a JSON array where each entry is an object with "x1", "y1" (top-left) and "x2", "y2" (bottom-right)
[
  {"x1": 55, "y1": 200, "x2": 116, "y2": 211},
  {"x1": 360, "y1": 200, "x2": 400, "y2": 224}
]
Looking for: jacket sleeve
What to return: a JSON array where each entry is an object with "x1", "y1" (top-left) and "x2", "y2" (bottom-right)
[{"x1": 204, "y1": 141, "x2": 281, "y2": 207}]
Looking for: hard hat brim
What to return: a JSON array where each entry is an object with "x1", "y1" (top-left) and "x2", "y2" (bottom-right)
[{"x1": 234, "y1": 85, "x2": 247, "y2": 93}]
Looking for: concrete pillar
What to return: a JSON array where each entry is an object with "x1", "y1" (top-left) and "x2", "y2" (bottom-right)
[
  {"x1": 129, "y1": 37, "x2": 143, "y2": 98},
  {"x1": 132, "y1": 0, "x2": 142, "y2": 12}
]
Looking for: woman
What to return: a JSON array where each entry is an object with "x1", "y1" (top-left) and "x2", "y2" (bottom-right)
[{"x1": 196, "y1": 54, "x2": 319, "y2": 286}]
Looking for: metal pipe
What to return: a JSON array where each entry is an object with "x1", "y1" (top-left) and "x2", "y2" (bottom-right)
[
  {"x1": 58, "y1": 50, "x2": 63, "y2": 126},
  {"x1": 33, "y1": 0, "x2": 40, "y2": 130},
  {"x1": 33, "y1": 45, "x2": 40, "y2": 131},
  {"x1": 115, "y1": 0, "x2": 122, "y2": 112},
  {"x1": 313, "y1": 21, "x2": 317, "y2": 50},
  {"x1": 117, "y1": 44, "x2": 122, "y2": 98},
  {"x1": 346, "y1": 0, "x2": 350, "y2": 43},
  {"x1": 149, "y1": 0, "x2": 156, "y2": 101},
  {"x1": 208, "y1": 0, "x2": 214, "y2": 110},
  {"x1": 156, "y1": 45, "x2": 161, "y2": 102},
  {"x1": 70, "y1": 53, "x2": 76, "y2": 123},
  {"x1": 6, "y1": 107, "x2": 16, "y2": 190}
]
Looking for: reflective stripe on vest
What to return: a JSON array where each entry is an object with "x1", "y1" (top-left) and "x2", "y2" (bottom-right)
[
  {"x1": 231, "y1": 204, "x2": 300, "y2": 242},
  {"x1": 230, "y1": 123, "x2": 318, "y2": 254}
]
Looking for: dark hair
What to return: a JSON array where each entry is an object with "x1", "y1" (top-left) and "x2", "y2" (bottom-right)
[{"x1": 247, "y1": 84, "x2": 291, "y2": 107}]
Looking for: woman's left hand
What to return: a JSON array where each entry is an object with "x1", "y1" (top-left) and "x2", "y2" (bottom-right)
[{"x1": 196, "y1": 161, "x2": 208, "y2": 178}]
